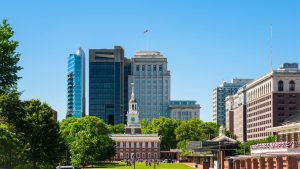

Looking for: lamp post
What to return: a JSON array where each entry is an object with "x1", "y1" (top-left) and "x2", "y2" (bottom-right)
[{"x1": 134, "y1": 142, "x2": 136, "y2": 169}]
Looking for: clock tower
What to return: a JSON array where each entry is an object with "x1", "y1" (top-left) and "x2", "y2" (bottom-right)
[{"x1": 125, "y1": 83, "x2": 141, "y2": 134}]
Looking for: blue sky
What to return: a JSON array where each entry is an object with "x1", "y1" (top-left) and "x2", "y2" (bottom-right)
[{"x1": 1, "y1": 0, "x2": 299, "y2": 121}]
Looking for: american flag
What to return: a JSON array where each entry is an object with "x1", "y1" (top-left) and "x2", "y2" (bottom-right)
[{"x1": 144, "y1": 29, "x2": 149, "y2": 34}]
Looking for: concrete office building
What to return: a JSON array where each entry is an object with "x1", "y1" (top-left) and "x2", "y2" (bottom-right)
[
  {"x1": 246, "y1": 63, "x2": 300, "y2": 141},
  {"x1": 128, "y1": 51, "x2": 170, "y2": 120},
  {"x1": 89, "y1": 46, "x2": 131, "y2": 125},
  {"x1": 169, "y1": 100, "x2": 201, "y2": 121},
  {"x1": 225, "y1": 86, "x2": 248, "y2": 142},
  {"x1": 67, "y1": 47, "x2": 86, "y2": 118},
  {"x1": 213, "y1": 78, "x2": 253, "y2": 127}
]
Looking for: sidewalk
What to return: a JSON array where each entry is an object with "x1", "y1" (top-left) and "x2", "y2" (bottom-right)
[{"x1": 181, "y1": 162, "x2": 197, "y2": 168}]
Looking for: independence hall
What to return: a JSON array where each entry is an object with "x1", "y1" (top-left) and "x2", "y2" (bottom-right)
[{"x1": 110, "y1": 84, "x2": 161, "y2": 161}]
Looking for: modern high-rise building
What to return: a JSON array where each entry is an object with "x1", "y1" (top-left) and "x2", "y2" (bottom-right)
[
  {"x1": 89, "y1": 46, "x2": 130, "y2": 125},
  {"x1": 213, "y1": 78, "x2": 253, "y2": 126},
  {"x1": 169, "y1": 100, "x2": 201, "y2": 121},
  {"x1": 67, "y1": 47, "x2": 86, "y2": 118},
  {"x1": 128, "y1": 51, "x2": 171, "y2": 120}
]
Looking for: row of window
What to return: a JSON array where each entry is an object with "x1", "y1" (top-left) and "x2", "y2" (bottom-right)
[
  {"x1": 248, "y1": 119, "x2": 272, "y2": 128},
  {"x1": 248, "y1": 101, "x2": 271, "y2": 112},
  {"x1": 118, "y1": 142, "x2": 158, "y2": 148},
  {"x1": 136, "y1": 65, "x2": 163, "y2": 72},
  {"x1": 248, "y1": 107, "x2": 271, "y2": 118},
  {"x1": 248, "y1": 132, "x2": 271, "y2": 139},
  {"x1": 248, "y1": 83, "x2": 271, "y2": 101},
  {"x1": 248, "y1": 125, "x2": 271, "y2": 133},
  {"x1": 248, "y1": 95, "x2": 271, "y2": 107},
  {"x1": 116, "y1": 152, "x2": 157, "y2": 159},
  {"x1": 278, "y1": 80, "x2": 295, "y2": 91}
]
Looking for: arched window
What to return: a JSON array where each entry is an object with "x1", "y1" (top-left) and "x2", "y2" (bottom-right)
[
  {"x1": 278, "y1": 80, "x2": 284, "y2": 91},
  {"x1": 120, "y1": 153, "x2": 123, "y2": 159},
  {"x1": 289, "y1": 80, "x2": 295, "y2": 91}
]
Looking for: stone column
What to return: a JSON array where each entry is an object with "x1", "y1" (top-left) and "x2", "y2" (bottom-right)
[{"x1": 259, "y1": 157, "x2": 265, "y2": 169}]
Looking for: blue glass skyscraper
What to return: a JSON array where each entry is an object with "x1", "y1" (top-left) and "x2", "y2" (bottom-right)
[
  {"x1": 67, "y1": 48, "x2": 86, "y2": 118},
  {"x1": 89, "y1": 46, "x2": 130, "y2": 125}
]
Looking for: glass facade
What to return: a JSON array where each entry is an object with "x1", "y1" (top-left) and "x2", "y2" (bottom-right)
[
  {"x1": 67, "y1": 48, "x2": 85, "y2": 118},
  {"x1": 89, "y1": 46, "x2": 129, "y2": 125},
  {"x1": 212, "y1": 79, "x2": 253, "y2": 126}
]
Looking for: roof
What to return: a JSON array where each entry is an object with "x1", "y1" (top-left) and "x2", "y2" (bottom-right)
[
  {"x1": 211, "y1": 135, "x2": 237, "y2": 143},
  {"x1": 109, "y1": 134, "x2": 160, "y2": 142},
  {"x1": 283, "y1": 111, "x2": 300, "y2": 125}
]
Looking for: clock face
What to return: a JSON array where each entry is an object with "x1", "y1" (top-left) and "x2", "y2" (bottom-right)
[{"x1": 131, "y1": 117, "x2": 135, "y2": 122}]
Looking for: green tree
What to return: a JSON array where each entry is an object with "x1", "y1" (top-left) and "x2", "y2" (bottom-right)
[
  {"x1": 235, "y1": 135, "x2": 276, "y2": 155},
  {"x1": 60, "y1": 116, "x2": 115, "y2": 166},
  {"x1": 108, "y1": 123, "x2": 125, "y2": 134},
  {"x1": 175, "y1": 119, "x2": 218, "y2": 150},
  {"x1": 0, "y1": 96, "x2": 67, "y2": 168},
  {"x1": 141, "y1": 117, "x2": 180, "y2": 150},
  {"x1": 0, "y1": 124, "x2": 19, "y2": 168},
  {"x1": 0, "y1": 19, "x2": 22, "y2": 94},
  {"x1": 20, "y1": 100, "x2": 67, "y2": 168}
]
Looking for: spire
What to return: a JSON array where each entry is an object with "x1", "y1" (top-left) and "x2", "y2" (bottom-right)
[
  {"x1": 219, "y1": 125, "x2": 225, "y2": 136},
  {"x1": 130, "y1": 83, "x2": 135, "y2": 101}
]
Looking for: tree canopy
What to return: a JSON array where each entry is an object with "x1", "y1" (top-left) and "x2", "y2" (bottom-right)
[{"x1": 0, "y1": 19, "x2": 22, "y2": 94}]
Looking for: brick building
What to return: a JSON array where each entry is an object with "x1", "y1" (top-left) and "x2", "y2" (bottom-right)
[
  {"x1": 225, "y1": 63, "x2": 300, "y2": 141},
  {"x1": 110, "y1": 83, "x2": 161, "y2": 161}
]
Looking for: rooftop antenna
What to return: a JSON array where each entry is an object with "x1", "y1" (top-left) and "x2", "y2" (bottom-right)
[{"x1": 269, "y1": 24, "x2": 273, "y2": 71}]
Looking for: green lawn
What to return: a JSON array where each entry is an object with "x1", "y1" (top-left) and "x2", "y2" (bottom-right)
[{"x1": 91, "y1": 162, "x2": 193, "y2": 169}]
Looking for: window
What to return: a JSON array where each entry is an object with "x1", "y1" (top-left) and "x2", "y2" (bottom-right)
[
  {"x1": 136, "y1": 65, "x2": 140, "y2": 71},
  {"x1": 136, "y1": 142, "x2": 140, "y2": 148},
  {"x1": 126, "y1": 142, "x2": 129, "y2": 148},
  {"x1": 148, "y1": 153, "x2": 151, "y2": 159},
  {"x1": 154, "y1": 142, "x2": 157, "y2": 148},
  {"x1": 278, "y1": 80, "x2": 284, "y2": 91},
  {"x1": 131, "y1": 142, "x2": 134, "y2": 148},
  {"x1": 120, "y1": 153, "x2": 123, "y2": 159},
  {"x1": 154, "y1": 153, "x2": 157, "y2": 159},
  {"x1": 147, "y1": 65, "x2": 151, "y2": 71},
  {"x1": 120, "y1": 142, "x2": 123, "y2": 148},
  {"x1": 289, "y1": 80, "x2": 295, "y2": 91},
  {"x1": 142, "y1": 65, "x2": 145, "y2": 71},
  {"x1": 148, "y1": 142, "x2": 151, "y2": 148},
  {"x1": 142, "y1": 153, "x2": 145, "y2": 158},
  {"x1": 142, "y1": 142, "x2": 145, "y2": 148},
  {"x1": 159, "y1": 65, "x2": 162, "y2": 71},
  {"x1": 153, "y1": 65, "x2": 157, "y2": 71}
]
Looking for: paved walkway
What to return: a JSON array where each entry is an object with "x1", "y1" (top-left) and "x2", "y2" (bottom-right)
[{"x1": 181, "y1": 162, "x2": 197, "y2": 168}]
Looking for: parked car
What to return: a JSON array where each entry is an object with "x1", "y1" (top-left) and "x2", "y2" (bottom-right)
[{"x1": 56, "y1": 166, "x2": 74, "y2": 169}]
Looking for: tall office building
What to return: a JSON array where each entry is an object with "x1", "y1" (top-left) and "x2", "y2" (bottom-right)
[
  {"x1": 128, "y1": 51, "x2": 170, "y2": 120},
  {"x1": 89, "y1": 46, "x2": 130, "y2": 125},
  {"x1": 67, "y1": 47, "x2": 86, "y2": 118},
  {"x1": 213, "y1": 78, "x2": 253, "y2": 126},
  {"x1": 245, "y1": 63, "x2": 300, "y2": 140},
  {"x1": 225, "y1": 63, "x2": 300, "y2": 141}
]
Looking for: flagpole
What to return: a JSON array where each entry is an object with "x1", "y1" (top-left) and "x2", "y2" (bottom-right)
[{"x1": 144, "y1": 29, "x2": 149, "y2": 51}]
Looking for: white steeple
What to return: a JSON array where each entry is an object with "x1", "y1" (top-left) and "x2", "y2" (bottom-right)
[{"x1": 127, "y1": 83, "x2": 139, "y2": 128}]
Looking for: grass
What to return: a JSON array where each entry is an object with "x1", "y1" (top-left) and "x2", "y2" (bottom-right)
[{"x1": 90, "y1": 162, "x2": 193, "y2": 169}]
